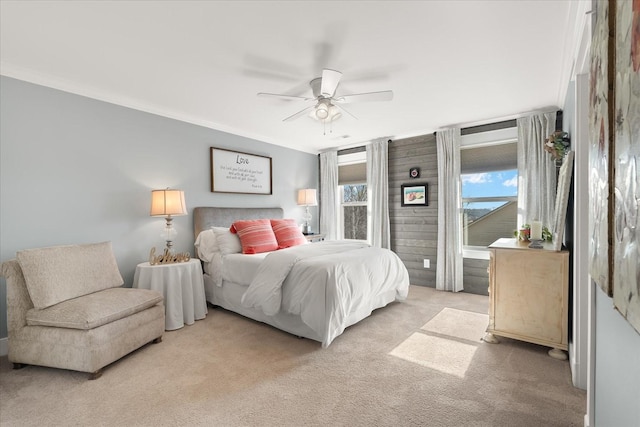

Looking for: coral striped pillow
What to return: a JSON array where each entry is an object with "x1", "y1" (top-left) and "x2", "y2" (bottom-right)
[
  {"x1": 270, "y1": 219, "x2": 307, "y2": 249},
  {"x1": 230, "y1": 219, "x2": 279, "y2": 254}
]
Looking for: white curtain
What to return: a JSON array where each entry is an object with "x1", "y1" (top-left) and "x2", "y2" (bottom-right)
[
  {"x1": 366, "y1": 140, "x2": 390, "y2": 248},
  {"x1": 320, "y1": 150, "x2": 339, "y2": 240},
  {"x1": 516, "y1": 112, "x2": 557, "y2": 229},
  {"x1": 436, "y1": 128, "x2": 464, "y2": 292}
]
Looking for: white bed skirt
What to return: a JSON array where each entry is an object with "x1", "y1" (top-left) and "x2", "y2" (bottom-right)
[{"x1": 203, "y1": 273, "x2": 398, "y2": 347}]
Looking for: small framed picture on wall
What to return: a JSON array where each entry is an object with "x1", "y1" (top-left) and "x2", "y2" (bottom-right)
[{"x1": 401, "y1": 183, "x2": 428, "y2": 207}]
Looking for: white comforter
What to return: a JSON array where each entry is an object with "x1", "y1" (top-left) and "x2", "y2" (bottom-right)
[{"x1": 241, "y1": 241, "x2": 410, "y2": 347}]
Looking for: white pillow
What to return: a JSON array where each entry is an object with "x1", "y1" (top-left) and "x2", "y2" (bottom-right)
[
  {"x1": 213, "y1": 228, "x2": 242, "y2": 255},
  {"x1": 195, "y1": 229, "x2": 218, "y2": 262}
]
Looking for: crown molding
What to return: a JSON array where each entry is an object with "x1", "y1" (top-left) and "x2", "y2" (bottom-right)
[{"x1": 556, "y1": 0, "x2": 593, "y2": 105}]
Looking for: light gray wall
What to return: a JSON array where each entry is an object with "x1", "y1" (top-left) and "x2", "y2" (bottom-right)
[
  {"x1": 0, "y1": 76, "x2": 319, "y2": 339},
  {"x1": 595, "y1": 288, "x2": 640, "y2": 426}
]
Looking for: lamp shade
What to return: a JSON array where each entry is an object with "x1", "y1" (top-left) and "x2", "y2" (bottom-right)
[
  {"x1": 150, "y1": 189, "x2": 187, "y2": 217},
  {"x1": 297, "y1": 189, "x2": 318, "y2": 206}
]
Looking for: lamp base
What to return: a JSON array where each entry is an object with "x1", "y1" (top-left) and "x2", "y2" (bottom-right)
[{"x1": 302, "y1": 224, "x2": 312, "y2": 235}]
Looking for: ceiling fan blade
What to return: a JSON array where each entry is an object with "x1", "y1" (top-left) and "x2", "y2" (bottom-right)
[
  {"x1": 258, "y1": 92, "x2": 314, "y2": 101},
  {"x1": 334, "y1": 103, "x2": 357, "y2": 120},
  {"x1": 320, "y1": 69, "x2": 342, "y2": 97},
  {"x1": 283, "y1": 105, "x2": 315, "y2": 122},
  {"x1": 335, "y1": 90, "x2": 394, "y2": 103}
]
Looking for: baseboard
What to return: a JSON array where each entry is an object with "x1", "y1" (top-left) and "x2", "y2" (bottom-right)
[
  {"x1": 0, "y1": 337, "x2": 7, "y2": 357},
  {"x1": 571, "y1": 358, "x2": 588, "y2": 390}
]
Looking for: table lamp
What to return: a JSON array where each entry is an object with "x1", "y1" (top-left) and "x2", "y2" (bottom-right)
[
  {"x1": 297, "y1": 188, "x2": 317, "y2": 235},
  {"x1": 150, "y1": 188, "x2": 187, "y2": 250}
]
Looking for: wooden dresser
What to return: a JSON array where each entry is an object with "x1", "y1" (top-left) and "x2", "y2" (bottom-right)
[{"x1": 484, "y1": 238, "x2": 569, "y2": 359}]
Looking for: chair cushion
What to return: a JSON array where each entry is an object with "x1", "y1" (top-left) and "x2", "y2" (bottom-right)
[
  {"x1": 26, "y1": 288, "x2": 163, "y2": 330},
  {"x1": 17, "y1": 241, "x2": 124, "y2": 309}
]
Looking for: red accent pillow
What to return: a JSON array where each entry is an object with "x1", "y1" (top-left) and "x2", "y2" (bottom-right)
[
  {"x1": 230, "y1": 219, "x2": 279, "y2": 254},
  {"x1": 271, "y1": 219, "x2": 307, "y2": 249}
]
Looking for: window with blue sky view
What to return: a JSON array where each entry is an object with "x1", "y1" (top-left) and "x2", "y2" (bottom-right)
[
  {"x1": 462, "y1": 169, "x2": 518, "y2": 247},
  {"x1": 462, "y1": 170, "x2": 518, "y2": 202}
]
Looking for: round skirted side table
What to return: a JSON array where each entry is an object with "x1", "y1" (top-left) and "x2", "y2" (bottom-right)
[{"x1": 133, "y1": 259, "x2": 207, "y2": 330}]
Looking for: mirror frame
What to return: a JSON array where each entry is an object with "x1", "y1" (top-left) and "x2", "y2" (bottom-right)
[{"x1": 552, "y1": 150, "x2": 575, "y2": 251}]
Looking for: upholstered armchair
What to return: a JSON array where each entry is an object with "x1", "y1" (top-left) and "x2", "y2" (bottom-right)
[{"x1": 0, "y1": 241, "x2": 165, "y2": 379}]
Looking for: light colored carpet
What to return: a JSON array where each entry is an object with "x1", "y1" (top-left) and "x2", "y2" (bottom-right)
[
  {"x1": 390, "y1": 307, "x2": 490, "y2": 379},
  {"x1": 420, "y1": 307, "x2": 489, "y2": 342},
  {"x1": 0, "y1": 285, "x2": 585, "y2": 426}
]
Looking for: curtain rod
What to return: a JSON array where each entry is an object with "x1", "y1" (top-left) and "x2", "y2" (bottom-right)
[
  {"x1": 434, "y1": 107, "x2": 561, "y2": 134},
  {"x1": 336, "y1": 139, "x2": 393, "y2": 156},
  {"x1": 336, "y1": 108, "x2": 561, "y2": 150}
]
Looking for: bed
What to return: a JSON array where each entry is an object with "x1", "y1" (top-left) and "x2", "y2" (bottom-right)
[{"x1": 193, "y1": 207, "x2": 410, "y2": 347}]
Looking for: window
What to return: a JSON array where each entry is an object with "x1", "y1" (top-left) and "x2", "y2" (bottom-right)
[
  {"x1": 461, "y1": 169, "x2": 517, "y2": 247},
  {"x1": 338, "y1": 151, "x2": 367, "y2": 241},
  {"x1": 340, "y1": 184, "x2": 367, "y2": 240},
  {"x1": 460, "y1": 129, "x2": 518, "y2": 252}
]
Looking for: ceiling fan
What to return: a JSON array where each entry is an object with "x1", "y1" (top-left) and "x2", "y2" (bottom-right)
[{"x1": 257, "y1": 68, "x2": 393, "y2": 123}]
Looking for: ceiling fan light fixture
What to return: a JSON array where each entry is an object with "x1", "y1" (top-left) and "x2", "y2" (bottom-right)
[
  {"x1": 310, "y1": 100, "x2": 341, "y2": 123},
  {"x1": 327, "y1": 105, "x2": 341, "y2": 122},
  {"x1": 315, "y1": 103, "x2": 329, "y2": 119}
]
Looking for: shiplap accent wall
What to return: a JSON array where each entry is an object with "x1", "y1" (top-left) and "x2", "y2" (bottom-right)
[
  {"x1": 388, "y1": 134, "x2": 489, "y2": 295},
  {"x1": 388, "y1": 134, "x2": 438, "y2": 287},
  {"x1": 463, "y1": 258, "x2": 489, "y2": 296}
]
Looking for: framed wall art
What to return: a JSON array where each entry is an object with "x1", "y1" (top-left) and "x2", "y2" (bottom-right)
[
  {"x1": 210, "y1": 147, "x2": 272, "y2": 194},
  {"x1": 401, "y1": 183, "x2": 428, "y2": 206},
  {"x1": 612, "y1": 0, "x2": 640, "y2": 335},
  {"x1": 588, "y1": 0, "x2": 614, "y2": 296}
]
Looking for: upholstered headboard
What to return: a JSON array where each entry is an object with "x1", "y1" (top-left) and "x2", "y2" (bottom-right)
[{"x1": 193, "y1": 207, "x2": 284, "y2": 239}]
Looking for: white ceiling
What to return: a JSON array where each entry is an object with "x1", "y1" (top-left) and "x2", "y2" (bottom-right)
[{"x1": 0, "y1": 1, "x2": 586, "y2": 154}]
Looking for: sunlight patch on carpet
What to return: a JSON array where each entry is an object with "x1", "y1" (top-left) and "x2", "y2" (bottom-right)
[
  {"x1": 420, "y1": 307, "x2": 488, "y2": 343},
  {"x1": 389, "y1": 333, "x2": 477, "y2": 378}
]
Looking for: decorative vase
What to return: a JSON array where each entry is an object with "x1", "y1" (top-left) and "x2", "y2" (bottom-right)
[{"x1": 518, "y1": 229, "x2": 530, "y2": 242}]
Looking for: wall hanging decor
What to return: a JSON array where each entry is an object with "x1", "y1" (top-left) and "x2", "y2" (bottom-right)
[
  {"x1": 401, "y1": 183, "x2": 428, "y2": 206},
  {"x1": 210, "y1": 147, "x2": 272, "y2": 194},
  {"x1": 588, "y1": 0, "x2": 640, "y2": 335},
  {"x1": 589, "y1": 0, "x2": 614, "y2": 296},
  {"x1": 612, "y1": 0, "x2": 640, "y2": 335}
]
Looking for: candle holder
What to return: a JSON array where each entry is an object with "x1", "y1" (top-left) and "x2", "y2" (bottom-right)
[{"x1": 530, "y1": 221, "x2": 543, "y2": 241}]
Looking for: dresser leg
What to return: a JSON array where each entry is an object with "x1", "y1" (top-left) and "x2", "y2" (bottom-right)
[
  {"x1": 483, "y1": 332, "x2": 500, "y2": 344},
  {"x1": 548, "y1": 348, "x2": 568, "y2": 360}
]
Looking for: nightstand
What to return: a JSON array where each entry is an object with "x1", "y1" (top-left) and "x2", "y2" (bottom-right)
[
  {"x1": 133, "y1": 259, "x2": 208, "y2": 330},
  {"x1": 304, "y1": 233, "x2": 325, "y2": 243}
]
